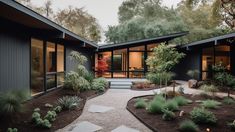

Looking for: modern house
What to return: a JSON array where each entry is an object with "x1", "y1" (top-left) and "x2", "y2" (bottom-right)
[{"x1": 0, "y1": 0, "x2": 235, "y2": 96}]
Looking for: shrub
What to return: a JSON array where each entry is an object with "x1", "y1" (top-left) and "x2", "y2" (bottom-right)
[
  {"x1": 84, "y1": 72, "x2": 94, "y2": 83},
  {"x1": 45, "y1": 103, "x2": 53, "y2": 108},
  {"x1": 53, "y1": 106, "x2": 62, "y2": 113},
  {"x1": 162, "y1": 109, "x2": 176, "y2": 121},
  {"x1": 200, "y1": 84, "x2": 218, "y2": 97},
  {"x1": 146, "y1": 73, "x2": 161, "y2": 85},
  {"x1": 147, "y1": 100, "x2": 164, "y2": 114},
  {"x1": 223, "y1": 97, "x2": 235, "y2": 105},
  {"x1": 58, "y1": 96, "x2": 81, "y2": 110},
  {"x1": 7, "y1": 128, "x2": 18, "y2": 132},
  {"x1": 227, "y1": 122, "x2": 235, "y2": 131},
  {"x1": 134, "y1": 98, "x2": 147, "y2": 109},
  {"x1": 179, "y1": 120, "x2": 199, "y2": 132},
  {"x1": 34, "y1": 108, "x2": 40, "y2": 112},
  {"x1": 166, "y1": 91, "x2": 181, "y2": 98},
  {"x1": 190, "y1": 107, "x2": 217, "y2": 124},
  {"x1": 164, "y1": 100, "x2": 179, "y2": 112},
  {"x1": 0, "y1": 90, "x2": 29, "y2": 115},
  {"x1": 153, "y1": 94, "x2": 166, "y2": 102},
  {"x1": 91, "y1": 78, "x2": 108, "y2": 92},
  {"x1": 40, "y1": 119, "x2": 52, "y2": 129},
  {"x1": 32, "y1": 111, "x2": 41, "y2": 122},
  {"x1": 200, "y1": 100, "x2": 221, "y2": 109},
  {"x1": 44, "y1": 111, "x2": 57, "y2": 122},
  {"x1": 173, "y1": 96, "x2": 189, "y2": 106}
]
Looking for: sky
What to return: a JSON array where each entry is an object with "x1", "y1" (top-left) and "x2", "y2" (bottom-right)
[{"x1": 30, "y1": 0, "x2": 182, "y2": 42}]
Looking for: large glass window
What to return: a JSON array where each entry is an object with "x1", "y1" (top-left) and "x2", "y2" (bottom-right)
[
  {"x1": 113, "y1": 49, "x2": 128, "y2": 78},
  {"x1": 129, "y1": 52, "x2": 144, "y2": 78},
  {"x1": 129, "y1": 46, "x2": 145, "y2": 51},
  {"x1": 46, "y1": 42, "x2": 56, "y2": 72},
  {"x1": 147, "y1": 43, "x2": 158, "y2": 51},
  {"x1": 95, "y1": 52, "x2": 112, "y2": 77},
  {"x1": 202, "y1": 47, "x2": 214, "y2": 80},
  {"x1": 31, "y1": 39, "x2": 44, "y2": 96},
  {"x1": 57, "y1": 45, "x2": 64, "y2": 72},
  {"x1": 215, "y1": 45, "x2": 230, "y2": 70}
]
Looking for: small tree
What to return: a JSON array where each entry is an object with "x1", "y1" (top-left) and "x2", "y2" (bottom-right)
[
  {"x1": 146, "y1": 44, "x2": 185, "y2": 94},
  {"x1": 64, "y1": 51, "x2": 91, "y2": 95},
  {"x1": 96, "y1": 57, "x2": 108, "y2": 77}
]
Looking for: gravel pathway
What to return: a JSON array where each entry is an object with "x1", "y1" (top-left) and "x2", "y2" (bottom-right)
[{"x1": 57, "y1": 80, "x2": 235, "y2": 132}]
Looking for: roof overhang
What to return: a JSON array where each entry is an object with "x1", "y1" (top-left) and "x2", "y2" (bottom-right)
[
  {"x1": 0, "y1": 0, "x2": 98, "y2": 48},
  {"x1": 98, "y1": 31, "x2": 189, "y2": 50},
  {"x1": 180, "y1": 32, "x2": 235, "y2": 50}
]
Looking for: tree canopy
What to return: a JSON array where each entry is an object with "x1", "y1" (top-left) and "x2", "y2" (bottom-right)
[
  {"x1": 16, "y1": 0, "x2": 102, "y2": 43},
  {"x1": 105, "y1": 0, "x2": 232, "y2": 44}
]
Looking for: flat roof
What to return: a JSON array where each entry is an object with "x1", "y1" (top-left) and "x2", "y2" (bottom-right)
[
  {"x1": 181, "y1": 32, "x2": 235, "y2": 48},
  {"x1": 99, "y1": 31, "x2": 189, "y2": 50}
]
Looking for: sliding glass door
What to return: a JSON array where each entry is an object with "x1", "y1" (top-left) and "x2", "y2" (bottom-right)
[{"x1": 31, "y1": 38, "x2": 64, "y2": 96}]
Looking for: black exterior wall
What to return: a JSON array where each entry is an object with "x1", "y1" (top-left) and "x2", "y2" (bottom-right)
[
  {"x1": 65, "y1": 44, "x2": 95, "y2": 72},
  {"x1": 0, "y1": 28, "x2": 30, "y2": 92},
  {"x1": 173, "y1": 48, "x2": 201, "y2": 81}
]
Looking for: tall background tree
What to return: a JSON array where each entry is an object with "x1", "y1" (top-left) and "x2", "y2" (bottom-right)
[
  {"x1": 105, "y1": 0, "x2": 233, "y2": 44},
  {"x1": 16, "y1": 0, "x2": 102, "y2": 43}
]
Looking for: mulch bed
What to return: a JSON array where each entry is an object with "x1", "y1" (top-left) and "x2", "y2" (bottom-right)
[
  {"x1": 0, "y1": 88, "x2": 107, "y2": 132},
  {"x1": 127, "y1": 94, "x2": 235, "y2": 132},
  {"x1": 131, "y1": 82, "x2": 180, "y2": 91}
]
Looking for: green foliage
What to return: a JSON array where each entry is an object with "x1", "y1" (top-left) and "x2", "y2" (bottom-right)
[
  {"x1": 227, "y1": 122, "x2": 235, "y2": 131},
  {"x1": 91, "y1": 78, "x2": 108, "y2": 92},
  {"x1": 162, "y1": 109, "x2": 176, "y2": 121},
  {"x1": 223, "y1": 97, "x2": 235, "y2": 105},
  {"x1": 164, "y1": 100, "x2": 179, "y2": 112},
  {"x1": 44, "y1": 111, "x2": 57, "y2": 122},
  {"x1": 187, "y1": 69, "x2": 199, "y2": 79},
  {"x1": 45, "y1": 103, "x2": 53, "y2": 108},
  {"x1": 179, "y1": 120, "x2": 199, "y2": 132},
  {"x1": 134, "y1": 98, "x2": 147, "y2": 109},
  {"x1": 147, "y1": 100, "x2": 164, "y2": 114},
  {"x1": 200, "y1": 100, "x2": 221, "y2": 109},
  {"x1": 40, "y1": 119, "x2": 52, "y2": 129},
  {"x1": 0, "y1": 90, "x2": 29, "y2": 115},
  {"x1": 34, "y1": 108, "x2": 40, "y2": 112},
  {"x1": 190, "y1": 107, "x2": 217, "y2": 124},
  {"x1": 32, "y1": 111, "x2": 41, "y2": 122},
  {"x1": 153, "y1": 94, "x2": 166, "y2": 102},
  {"x1": 53, "y1": 106, "x2": 62, "y2": 113},
  {"x1": 200, "y1": 84, "x2": 218, "y2": 97},
  {"x1": 84, "y1": 72, "x2": 94, "y2": 83},
  {"x1": 7, "y1": 128, "x2": 18, "y2": 132},
  {"x1": 173, "y1": 96, "x2": 189, "y2": 106},
  {"x1": 58, "y1": 96, "x2": 81, "y2": 110}
]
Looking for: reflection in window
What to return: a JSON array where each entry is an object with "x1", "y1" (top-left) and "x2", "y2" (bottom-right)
[
  {"x1": 46, "y1": 42, "x2": 56, "y2": 72},
  {"x1": 31, "y1": 39, "x2": 44, "y2": 96},
  {"x1": 57, "y1": 72, "x2": 64, "y2": 86},
  {"x1": 202, "y1": 47, "x2": 214, "y2": 80},
  {"x1": 147, "y1": 43, "x2": 158, "y2": 51},
  {"x1": 215, "y1": 45, "x2": 230, "y2": 71},
  {"x1": 96, "y1": 52, "x2": 111, "y2": 77},
  {"x1": 46, "y1": 74, "x2": 56, "y2": 90},
  {"x1": 57, "y1": 45, "x2": 64, "y2": 72},
  {"x1": 113, "y1": 49, "x2": 128, "y2": 78},
  {"x1": 129, "y1": 46, "x2": 145, "y2": 51}
]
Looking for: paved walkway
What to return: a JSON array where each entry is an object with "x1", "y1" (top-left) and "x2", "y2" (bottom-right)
[{"x1": 57, "y1": 80, "x2": 235, "y2": 132}]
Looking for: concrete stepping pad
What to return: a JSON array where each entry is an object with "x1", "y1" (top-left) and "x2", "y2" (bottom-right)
[
  {"x1": 111, "y1": 125, "x2": 140, "y2": 132},
  {"x1": 70, "y1": 121, "x2": 102, "y2": 132},
  {"x1": 88, "y1": 105, "x2": 114, "y2": 113}
]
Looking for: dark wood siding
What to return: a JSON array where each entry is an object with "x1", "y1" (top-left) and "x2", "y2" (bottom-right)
[
  {"x1": 173, "y1": 48, "x2": 201, "y2": 80},
  {"x1": 65, "y1": 44, "x2": 94, "y2": 72},
  {"x1": 0, "y1": 31, "x2": 30, "y2": 92}
]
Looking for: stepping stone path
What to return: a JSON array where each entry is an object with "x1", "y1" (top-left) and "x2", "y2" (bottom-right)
[
  {"x1": 111, "y1": 125, "x2": 140, "y2": 132},
  {"x1": 70, "y1": 121, "x2": 102, "y2": 132},
  {"x1": 88, "y1": 104, "x2": 114, "y2": 113}
]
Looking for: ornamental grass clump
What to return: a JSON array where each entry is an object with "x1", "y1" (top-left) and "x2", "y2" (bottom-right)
[
  {"x1": 173, "y1": 96, "x2": 189, "y2": 106},
  {"x1": 58, "y1": 96, "x2": 81, "y2": 110},
  {"x1": 153, "y1": 94, "x2": 166, "y2": 102},
  {"x1": 190, "y1": 107, "x2": 217, "y2": 125},
  {"x1": 223, "y1": 97, "x2": 235, "y2": 105},
  {"x1": 162, "y1": 109, "x2": 176, "y2": 121},
  {"x1": 200, "y1": 100, "x2": 221, "y2": 109},
  {"x1": 147, "y1": 100, "x2": 164, "y2": 114},
  {"x1": 200, "y1": 84, "x2": 218, "y2": 97},
  {"x1": 134, "y1": 98, "x2": 147, "y2": 109},
  {"x1": 164, "y1": 100, "x2": 179, "y2": 112},
  {"x1": 179, "y1": 120, "x2": 199, "y2": 132}
]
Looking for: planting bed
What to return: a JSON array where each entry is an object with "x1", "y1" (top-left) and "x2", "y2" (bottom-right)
[
  {"x1": 127, "y1": 94, "x2": 235, "y2": 132},
  {"x1": 131, "y1": 81, "x2": 179, "y2": 91},
  {"x1": 0, "y1": 88, "x2": 107, "y2": 132}
]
